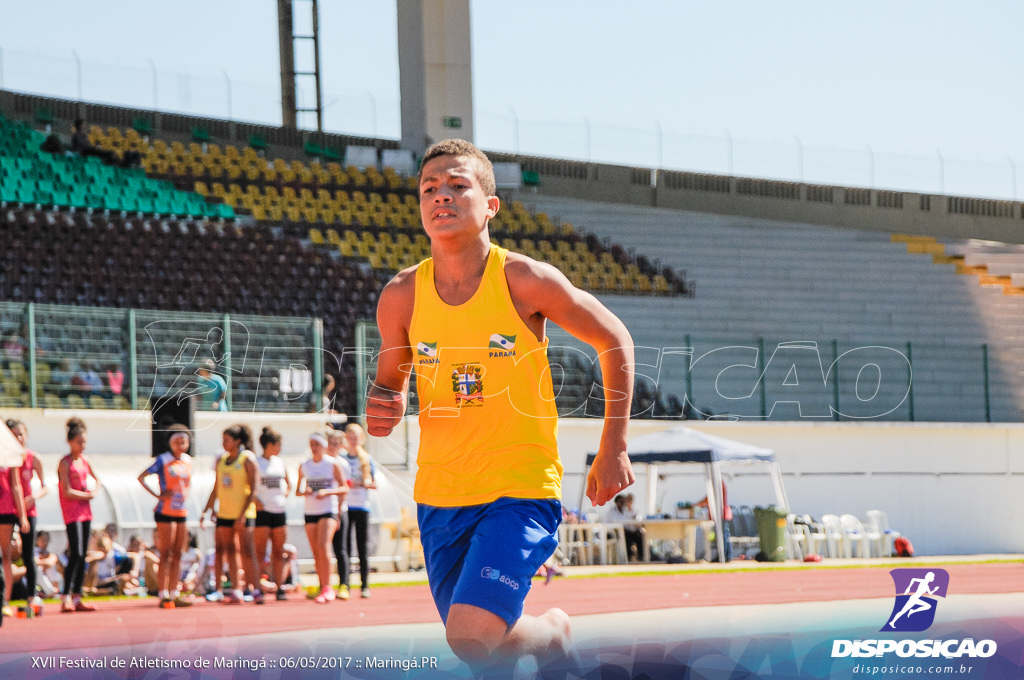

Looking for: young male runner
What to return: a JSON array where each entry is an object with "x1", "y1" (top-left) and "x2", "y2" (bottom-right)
[{"x1": 366, "y1": 139, "x2": 635, "y2": 670}]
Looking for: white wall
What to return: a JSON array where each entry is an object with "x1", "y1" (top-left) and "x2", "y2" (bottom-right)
[
  {"x1": 4, "y1": 408, "x2": 342, "y2": 461},
  {"x1": 369, "y1": 418, "x2": 1024, "y2": 557},
  {"x1": 8, "y1": 408, "x2": 1022, "y2": 556}
]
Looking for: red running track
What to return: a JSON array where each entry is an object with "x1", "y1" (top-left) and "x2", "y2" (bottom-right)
[{"x1": 1, "y1": 562, "x2": 1020, "y2": 655}]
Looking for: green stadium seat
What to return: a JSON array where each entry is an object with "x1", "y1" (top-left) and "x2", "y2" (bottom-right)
[
  {"x1": 33, "y1": 107, "x2": 54, "y2": 126},
  {"x1": 132, "y1": 117, "x2": 154, "y2": 135},
  {"x1": 248, "y1": 134, "x2": 267, "y2": 151},
  {"x1": 304, "y1": 140, "x2": 323, "y2": 157}
]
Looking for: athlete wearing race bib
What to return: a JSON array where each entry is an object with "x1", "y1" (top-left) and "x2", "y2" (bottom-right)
[{"x1": 139, "y1": 424, "x2": 193, "y2": 608}]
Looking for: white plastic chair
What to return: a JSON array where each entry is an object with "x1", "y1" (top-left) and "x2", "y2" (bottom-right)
[
  {"x1": 785, "y1": 513, "x2": 806, "y2": 560},
  {"x1": 795, "y1": 514, "x2": 828, "y2": 557},
  {"x1": 820, "y1": 514, "x2": 846, "y2": 558},
  {"x1": 866, "y1": 509, "x2": 901, "y2": 557},
  {"x1": 839, "y1": 514, "x2": 872, "y2": 558}
]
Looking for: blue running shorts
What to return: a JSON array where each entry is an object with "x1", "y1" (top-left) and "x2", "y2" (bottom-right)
[{"x1": 418, "y1": 497, "x2": 561, "y2": 628}]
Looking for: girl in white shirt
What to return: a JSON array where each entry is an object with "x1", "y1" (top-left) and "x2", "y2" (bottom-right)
[
  {"x1": 254, "y1": 427, "x2": 292, "y2": 601},
  {"x1": 296, "y1": 433, "x2": 347, "y2": 603}
]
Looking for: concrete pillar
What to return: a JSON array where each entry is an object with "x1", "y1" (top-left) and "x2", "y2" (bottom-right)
[{"x1": 397, "y1": 0, "x2": 474, "y2": 156}]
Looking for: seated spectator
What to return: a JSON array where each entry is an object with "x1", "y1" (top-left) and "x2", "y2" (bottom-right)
[
  {"x1": 83, "y1": 362, "x2": 105, "y2": 395},
  {"x1": 34, "y1": 530, "x2": 63, "y2": 597},
  {"x1": 70, "y1": 118, "x2": 118, "y2": 165},
  {"x1": 39, "y1": 133, "x2": 65, "y2": 154},
  {"x1": 178, "y1": 531, "x2": 204, "y2": 596},
  {"x1": 8, "y1": 532, "x2": 29, "y2": 601},
  {"x1": 279, "y1": 543, "x2": 299, "y2": 592},
  {"x1": 106, "y1": 363, "x2": 125, "y2": 396},
  {"x1": 1, "y1": 329, "x2": 28, "y2": 364},
  {"x1": 51, "y1": 359, "x2": 75, "y2": 398},
  {"x1": 604, "y1": 493, "x2": 645, "y2": 562},
  {"x1": 85, "y1": 531, "x2": 137, "y2": 595},
  {"x1": 127, "y1": 534, "x2": 160, "y2": 595}
]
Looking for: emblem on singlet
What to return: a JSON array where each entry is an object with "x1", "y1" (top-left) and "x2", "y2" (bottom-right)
[{"x1": 452, "y1": 363, "x2": 484, "y2": 406}]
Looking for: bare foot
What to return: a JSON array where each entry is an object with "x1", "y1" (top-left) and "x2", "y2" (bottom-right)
[{"x1": 536, "y1": 608, "x2": 578, "y2": 668}]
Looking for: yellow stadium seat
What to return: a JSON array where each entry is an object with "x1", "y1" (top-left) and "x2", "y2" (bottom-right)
[{"x1": 309, "y1": 228, "x2": 325, "y2": 244}]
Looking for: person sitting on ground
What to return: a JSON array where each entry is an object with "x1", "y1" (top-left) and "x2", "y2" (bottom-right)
[
  {"x1": 85, "y1": 531, "x2": 137, "y2": 595},
  {"x1": 34, "y1": 530, "x2": 62, "y2": 596},
  {"x1": 178, "y1": 531, "x2": 204, "y2": 596},
  {"x1": 127, "y1": 534, "x2": 161, "y2": 596},
  {"x1": 8, "y1": 532, "x2": 30, "y2": 601}
]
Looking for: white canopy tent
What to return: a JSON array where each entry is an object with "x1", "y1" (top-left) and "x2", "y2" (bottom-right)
[{"x1": 583, "y1": 425, "x2": 791, "y2": 563}]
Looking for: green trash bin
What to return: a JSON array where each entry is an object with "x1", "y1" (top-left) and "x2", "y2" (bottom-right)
[{"x1": 754, "y1": 505, "x2": 788, "y2": 562}]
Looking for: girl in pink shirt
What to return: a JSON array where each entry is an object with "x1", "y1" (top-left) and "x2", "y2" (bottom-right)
[
  {"x1": 57, "y1": 417, "x2": 100, "y2": 613},
  {"x1": 0, "y1": 426, "x2": 28, "y2": 620},
  {"x1": 7, "y1": 419, "x2": 47, "y2": 608}
]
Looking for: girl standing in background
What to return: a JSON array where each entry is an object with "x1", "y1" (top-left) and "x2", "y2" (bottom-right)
[{"x1": 57, "y1": 417, "x2": 100, "y2": 612}]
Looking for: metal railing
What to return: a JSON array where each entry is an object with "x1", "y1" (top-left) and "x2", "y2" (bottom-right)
[
  {"x1": 354, "y1": 321, "x2": 1021, "y2": 423},
  {"x1": 0, "y1": 302, "x2": 324, "y2": 413}
]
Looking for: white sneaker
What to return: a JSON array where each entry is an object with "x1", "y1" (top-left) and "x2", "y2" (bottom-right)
[{"x1": 30, "y1": 596, "x2": 44, "y2": 607}]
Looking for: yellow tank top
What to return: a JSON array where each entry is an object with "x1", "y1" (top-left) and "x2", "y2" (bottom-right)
[
  {"x1": 216, "y1": 450, "x2": 257, "y2": 519},
  {"x1": 409, "y1": 245, "x2": 562, "y2": 506}
]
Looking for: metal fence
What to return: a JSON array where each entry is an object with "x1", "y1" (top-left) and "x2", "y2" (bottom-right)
[
  {"x1": 354, "y1": 321, "x2": 1019, "y2": 423},
  {"x1": 1, "y1": 302, "x2": 324, "y2": 413}
]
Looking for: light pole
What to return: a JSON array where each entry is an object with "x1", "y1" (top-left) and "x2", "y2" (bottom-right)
[
  {"x1": 150, "y1": 59, "x2": 158, "y2": 110},
  {"x1": 866, "y1": 144, "x2": 874, "y2": 189},
  {"x1": 367, "y1": 90, "x2": 377, "y2": 137},
  {"x1": 725, "y1": 129, "x2": 733, "y2": 176},
  {"x1": 795, "y1": 136, "x2": 803, "y2": 183},
  {"x1": 583, "y1": 115, "x2": 591, "y2": 161},
  {"x1": 1008, "y1": 156, "x2": 1017, "y2": 201},
  {"x1": 224, "y1": 71, "x2": 232, "y2": 121},
  {"x1": 72, "y1": 50, "x2": 82, "y2": 101}
]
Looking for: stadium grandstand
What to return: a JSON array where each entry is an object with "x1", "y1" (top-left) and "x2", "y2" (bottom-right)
[
  {"x1": 4, "y1": 88, "x2": 1023, "y2": 424},
  {"x1": 1, "y1": 0, "x2": 1024, "y2": 584},
  {"x1": 3, "y1": 5, "x2": 1024, "y2": 679}
]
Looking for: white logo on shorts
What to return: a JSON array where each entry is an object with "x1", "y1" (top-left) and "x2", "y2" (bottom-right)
[{"x1": 481, "y1": 567, "x2": 519, "y2": 590}]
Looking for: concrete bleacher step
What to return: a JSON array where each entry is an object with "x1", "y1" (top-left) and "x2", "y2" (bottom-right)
[{"x1": 519, "y1": 194, "x2": 1024, "y2": 421}]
